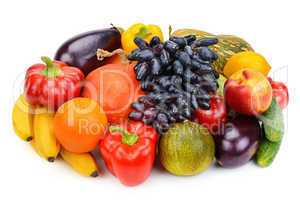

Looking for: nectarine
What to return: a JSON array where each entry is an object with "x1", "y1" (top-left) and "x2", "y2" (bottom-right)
[{"x1": 224, "y1": 69, "x2": 272, "y2": 115}]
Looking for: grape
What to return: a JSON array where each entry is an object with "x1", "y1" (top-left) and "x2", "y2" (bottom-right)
[
  {"x1": 127, "y1": 35, "x2": 219, "y2": 134},
  {"x1": 163, "y1": 41, "x2": 179, "y2": 54},
  {"x1": 169, "y1": 36, "x2": 187, "y2": 48},
  {"x1": 156, "y1": 112, "x2": 169, "y2": 124},
  {"x1": 134, "y1": 37, "x2": 148, "y2": 49},
  {"x1": 176, "y1": 51, "x2": 192, "y2": 66},
  {"x1": 173, "y1": 60, "x2": 184, "y2": 75},
  {"x1": 143, "y1": 108, "x2": 158, "y2": 124},
  {"x1": 160, "y1": 49, "x2": 171, "y2": 66},
  {"x1": 184, "y1": 35, "x2": 197, "y2": 44},
  {"x1": 136, "y1": 62, "x2": 148, "y2": 80},
  {"x1": 128, "y1": 112, "x2": 143, "y2": 121},
  {"x1": 197, "y1": 47, "x2": 218, "y2": 61},
  {"x1": 150, "y1": 36, "x2": 161, "y2": 47},
  {"x1": 131, "y1": 102, "x2": 145, "y2": 112},
  {"x1": 127, "y1": 49, "x2": 154, "y2": 61},
  {"x1": 192, "y1": 38, "x2": 218, "y2": 47},
  {"x1": 150, "y1": 58, "x2": 162, "y2": 75},
  {"x1": 184, "y1": 46, "x2": 193, "y2": 56}
]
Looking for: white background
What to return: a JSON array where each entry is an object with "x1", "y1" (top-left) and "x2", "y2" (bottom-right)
[{"x1": 0, "y1": 0, "x2": 299, "y2": 199}]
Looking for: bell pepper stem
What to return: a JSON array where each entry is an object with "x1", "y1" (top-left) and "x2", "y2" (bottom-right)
[
  {"x1": 41, "y1": 56, "x2": 61, "y2": 77},
  {"x1": 168, "y1": 25, "x2": 173, "y2": 37},
  {"x1": 109, "y1": 126, "x2": 139, "y2": 146},
  {"x1": 135, "y1": 26, "x2": 152, "y2": 39}
]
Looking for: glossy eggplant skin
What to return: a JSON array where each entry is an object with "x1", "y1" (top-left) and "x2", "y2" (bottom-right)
[
  {"x1": 54, "y1": 27, "x2": 121, "y2": 76},
  {"x1": 213, "y1": 116, "x2": 261, "y2": 168}
]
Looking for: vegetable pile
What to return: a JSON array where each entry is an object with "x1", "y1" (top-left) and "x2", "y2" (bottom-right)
[{"x1": 12, "y1": 23, "x2": 289, "y2": 186}]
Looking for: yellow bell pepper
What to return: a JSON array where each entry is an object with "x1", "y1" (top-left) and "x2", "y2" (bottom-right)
[{"x1": 122, "y1": 23, "x2": 164, "y2": 53}]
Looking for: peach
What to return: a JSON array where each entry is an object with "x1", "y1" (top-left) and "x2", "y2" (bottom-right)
[{"x1": 224, "y1": 69, "x2": 272, "y2": 116}]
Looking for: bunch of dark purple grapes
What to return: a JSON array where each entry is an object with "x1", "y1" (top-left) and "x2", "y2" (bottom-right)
[{"x1": 127, "y1": 35, "x2": 219, "y2": 134}]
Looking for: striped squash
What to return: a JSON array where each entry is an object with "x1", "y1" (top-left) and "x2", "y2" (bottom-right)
[{"x1": 172, "y1": 29, "x2": 254, "y2": 75}]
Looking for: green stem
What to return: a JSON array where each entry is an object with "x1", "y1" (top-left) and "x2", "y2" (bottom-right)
[
  {"x1": 110, "y1": 23, "x2": 124, "y2": 34},
  {"x1": 41, "y1": 56, "x2": 61, "y2": 77},
  {"x1": 168, "y1": 25, "x2": 173, "y2": 37},
  {"x1": 109, "y1": 126, "x2": 139, "y2": 146},
  {"x1": 135, "y1": 26, "x2": 152, "y2": 39}
]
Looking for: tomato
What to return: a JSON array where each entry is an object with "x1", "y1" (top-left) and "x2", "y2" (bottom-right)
[
  {"x1": 268, "y1": 77, "x2": 289, "y2": 109},
  {"x1": 82, "y1": 63, "x2": 144, "y2": 123},
  {"x1": 103, "y1": 54, "x2": 126, "y2": 65},
  {"x1": 194, "y1": 95, "x2": 227, "y2": 133}
]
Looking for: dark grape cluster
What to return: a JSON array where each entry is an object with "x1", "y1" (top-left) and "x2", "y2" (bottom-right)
[{"x1": 127, "y1": 35, "x2": 219, "y2": 134}]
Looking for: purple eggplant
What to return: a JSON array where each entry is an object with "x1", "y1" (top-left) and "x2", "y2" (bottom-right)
[
  {"x1": 54, "y1": 27, "x2": 121, "y2": 76},
  {"x1": 214, "y1": 116, "x2": 261, "y2": 168}
]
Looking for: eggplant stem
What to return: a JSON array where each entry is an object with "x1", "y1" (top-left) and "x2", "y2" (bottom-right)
[
  {"x1": 96, "y1": 48, "x2": 129, "y2": 65},
  {"x1": 110, "y1": 23, "x2": 124, "y2": 34}
]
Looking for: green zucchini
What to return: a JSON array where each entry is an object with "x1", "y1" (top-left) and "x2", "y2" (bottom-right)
[
  {"x1": 259, "y1": 98, "x2": 284, "y2": 142},
  {"x1": 256, "y1": 98, "x2": 284, "y2": 167},
  {"x1": 256, "y1": 136, "x2": 282, "y2": 168}
]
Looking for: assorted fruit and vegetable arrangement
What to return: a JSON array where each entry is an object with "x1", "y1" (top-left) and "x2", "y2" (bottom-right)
[{"x1": 12, "y1": 23, "x2": 289, "y2": 186}]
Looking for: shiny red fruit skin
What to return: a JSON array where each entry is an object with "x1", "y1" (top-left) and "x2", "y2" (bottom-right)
[
  {"x1": 194, "y1": 95, "x2": 227, "y2": 133},
  {"x1": 268, "y1": 78, "x2": 289, "y2": 109},
  {"x1": 24, "y1": 60, "x2": 84, "y2": 110},
  {"x1": 100, "y1": 121, "x2": 158, "y2": 186}
]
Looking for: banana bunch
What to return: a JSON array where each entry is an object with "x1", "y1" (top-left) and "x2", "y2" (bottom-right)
[
  {"x1": 12, "y1": 95, "x2": 34, "y2": 141},
  {"x1": 60, "y1": 149, "x2": 99, "y2": 177},
  {"x1": 12, "y1": 95, "x2": 99, "y2": 177},
  {"x1": 32, "y1": 107, "x2": 60, "y2": 162}
]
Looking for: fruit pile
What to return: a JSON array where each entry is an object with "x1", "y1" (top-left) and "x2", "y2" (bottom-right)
[{"x1": 12, "y1": 23, "x2": 289, "y2": 186}]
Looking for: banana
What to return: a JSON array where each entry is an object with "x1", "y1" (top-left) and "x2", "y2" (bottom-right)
[
  {"x1": 60, "y1": 148, "x2": 99, "y2": 177},
  {"x1": 12, "y1": 95, "x2": 34, "y2": 141},
  {"x1": 30, "y1": 140, "x2": 44, "y2": 158},
  {"x1": 33, "y1": 107, "x2": 60, "y2": 162}
]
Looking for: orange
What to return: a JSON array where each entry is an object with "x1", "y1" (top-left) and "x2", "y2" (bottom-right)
[
  {"x1": 223, "y1": 51, "x2": 271, "y2": 78},
  {"x1": 53, "y1": 98, "x2": 107, "y2": 153}
]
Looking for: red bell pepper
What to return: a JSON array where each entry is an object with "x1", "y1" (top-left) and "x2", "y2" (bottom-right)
[
  {"x1": 24, "y1": 56, "x2": 84, "y2": 110},
  {"x1": 100, "y1": 121, "x2": 158, "y2": 186},
  {"x1": 268, "y1": 77, "x2": 289, "y2": 109}
]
